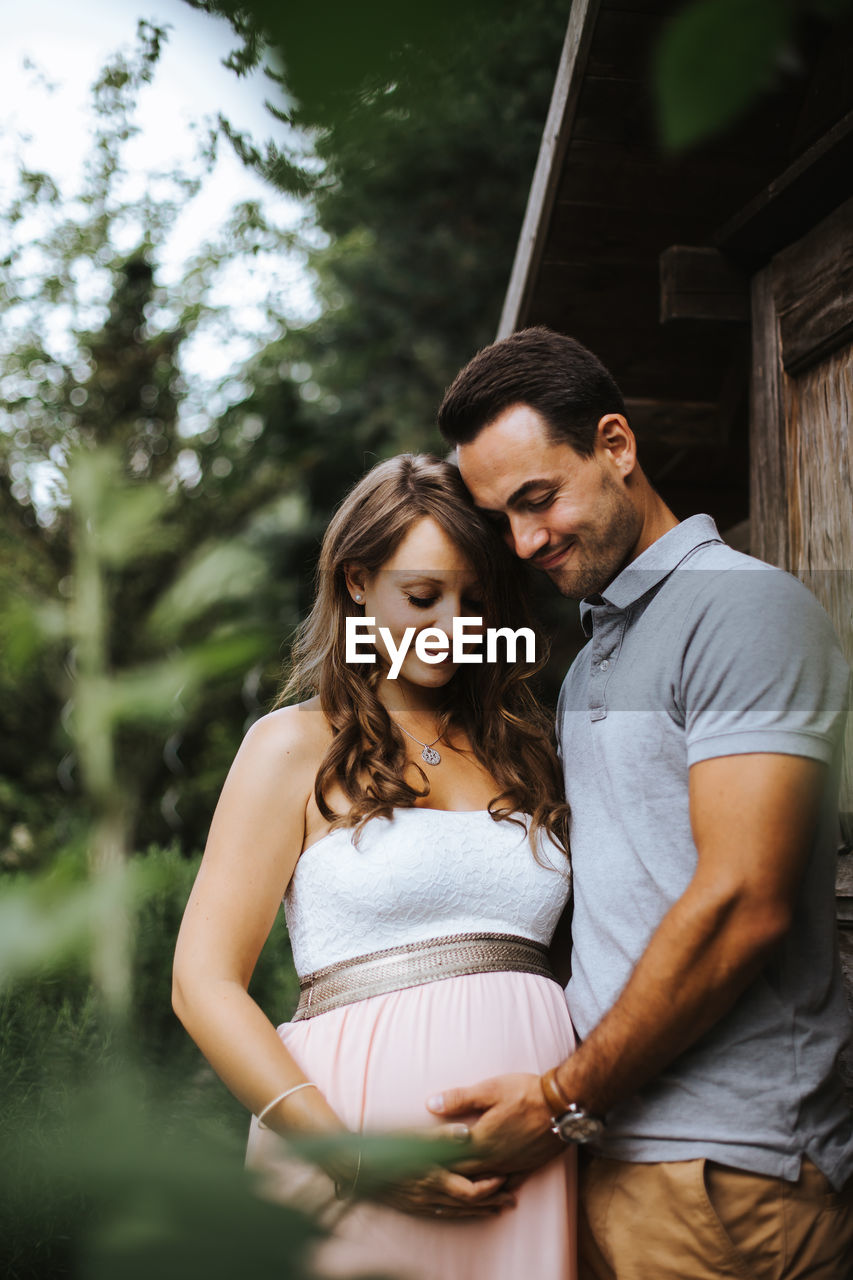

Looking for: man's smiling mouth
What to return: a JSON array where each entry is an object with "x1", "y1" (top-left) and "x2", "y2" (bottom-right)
[{"x1": 534, "y1": 542, "x2": 574, "y2": 571}]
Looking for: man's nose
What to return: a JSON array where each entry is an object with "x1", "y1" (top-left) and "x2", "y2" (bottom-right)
[{"x1": 508, "y1": 514, "x2": 549, "y2": 561}]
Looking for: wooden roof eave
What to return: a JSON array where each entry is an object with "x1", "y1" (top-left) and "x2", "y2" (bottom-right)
[{"x1": 497, "y1": 0, "x2": 602, "y2": 339}]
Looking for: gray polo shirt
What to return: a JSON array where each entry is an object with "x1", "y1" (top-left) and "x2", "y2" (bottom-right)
[{"x1": 557, "y1": 515, "x2": 853, "y2": 1187}]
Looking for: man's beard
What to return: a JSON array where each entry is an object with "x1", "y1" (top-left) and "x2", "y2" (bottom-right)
[{"x1": 548, "y1": 479, "x2": 642, "y2": 601}]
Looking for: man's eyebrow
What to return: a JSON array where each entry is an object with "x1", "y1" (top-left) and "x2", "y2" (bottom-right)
[{"x1": 478, "y1": 478, "x2": 554, "y2": 514}]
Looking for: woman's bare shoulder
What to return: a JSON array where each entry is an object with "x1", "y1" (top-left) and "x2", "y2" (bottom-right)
[{"x1": 241, "y1": 698, "x2": 332, "y2": 767}]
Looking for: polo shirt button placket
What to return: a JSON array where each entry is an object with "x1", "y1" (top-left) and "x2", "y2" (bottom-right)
[
  {"x1": 589, "y1": 634, "x2": 609, "y2": 722},
  {"x1": 588, "y1": 609, "x2": 625, "y2": 723}
]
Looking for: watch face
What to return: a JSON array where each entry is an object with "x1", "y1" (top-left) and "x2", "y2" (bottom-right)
[{"x1": 553, "y1": 1110, "x2": 604, "y2": 1145}]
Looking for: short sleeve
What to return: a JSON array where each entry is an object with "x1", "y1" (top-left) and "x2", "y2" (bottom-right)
[{"x1": 678, "y1": 565, "x2": 850, "y2": 767}]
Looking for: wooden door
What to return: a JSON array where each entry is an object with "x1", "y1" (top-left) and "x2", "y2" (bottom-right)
[{"x1": 750, "y1": 195, "x2": 853, "y2": 1088}]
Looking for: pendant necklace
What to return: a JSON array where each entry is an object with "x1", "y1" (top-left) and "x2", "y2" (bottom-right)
[{"x1": 395, "y1": 721, "x2": 442, "y2": 766}]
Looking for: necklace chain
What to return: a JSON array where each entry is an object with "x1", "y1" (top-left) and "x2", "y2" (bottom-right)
[{"x1": 393, "y1": 720, "x2": 442, "y2": 766}]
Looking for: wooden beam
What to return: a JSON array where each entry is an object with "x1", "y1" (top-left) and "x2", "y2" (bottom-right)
[
  {"x1": 623, "y1": 396, "x2": 721, "y2": 446},
  {"x1": 771, "y1": 195, "x2": 853, "y2": 375},
  {"x1": 659, "y1": 246, "x2": 749, "y2": 324},
  {"x1": 497, "y1": 0, "x2": 602, "y2": 338},
  {"x1": 716, "y1": 108, "x2": 853, "y2": 269}
]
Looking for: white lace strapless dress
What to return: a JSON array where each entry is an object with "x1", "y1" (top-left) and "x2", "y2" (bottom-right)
[{"x1": 246, "y1": 807, "x2": 576, "y2": 1280}]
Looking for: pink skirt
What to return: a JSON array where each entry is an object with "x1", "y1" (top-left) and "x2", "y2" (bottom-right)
[{"x1": 246, "y1": 970, "x2": 577, "y2": 1279}]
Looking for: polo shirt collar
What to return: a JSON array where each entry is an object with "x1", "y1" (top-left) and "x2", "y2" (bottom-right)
[{"x1": 579, "y1": 514, "x2": 723, "y2": 634}]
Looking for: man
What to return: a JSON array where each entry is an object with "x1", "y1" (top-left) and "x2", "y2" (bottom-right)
[{"x1": 429, "y1": 326, "x2": 853, "y2": 1277}]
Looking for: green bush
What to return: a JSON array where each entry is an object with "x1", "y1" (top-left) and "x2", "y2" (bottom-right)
[
  {"x1": 130, "y1": 842, "x2": 300, "y2": 1072},
  {"x1": 0, "y1": 843, "x2": 306, "y2": 1279},
  {"x1": 1, "y1": 841, "x2": 299, "y2": 1104}
]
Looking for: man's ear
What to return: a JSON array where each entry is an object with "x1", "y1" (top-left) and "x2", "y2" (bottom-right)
[
  {"x1": 596, "y1": 414, "x2": 636, "y2": 479},
  {"x1": 343, "y1": 563, "x2": 368, "y2": 604}
]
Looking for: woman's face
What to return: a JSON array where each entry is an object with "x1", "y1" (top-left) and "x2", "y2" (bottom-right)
[{"x1": 346, "y1": 516, "x2": 484, "y2": 700}]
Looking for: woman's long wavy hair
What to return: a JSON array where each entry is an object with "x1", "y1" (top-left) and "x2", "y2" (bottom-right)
[{"x1": 278, "y1": 454, "x2": 570, "y2": 859}]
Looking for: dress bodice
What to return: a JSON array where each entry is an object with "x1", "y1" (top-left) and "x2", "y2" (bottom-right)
[{"x1": 284, "y1": 807, "x2": 571, "y2": 976}]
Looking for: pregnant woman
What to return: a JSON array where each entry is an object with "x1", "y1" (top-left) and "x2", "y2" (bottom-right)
[{"x1": 172, "y1": 454, "x2": 576, "y2": 1279}]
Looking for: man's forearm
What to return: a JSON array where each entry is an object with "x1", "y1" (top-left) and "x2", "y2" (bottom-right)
[{"x1": 553, "y1": 881, "x2": 789, "y2": 1116}]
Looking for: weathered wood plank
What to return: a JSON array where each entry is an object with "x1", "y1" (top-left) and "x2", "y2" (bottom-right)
[
  {"x1": 784, "y1": 343, "x2": 853, "y2": 837},
  {"x1": 720, "y1": 518, "x2": 750, "y2": 552},
  {"x1": 772, "y1": 196, "x2": 853, "y2": 375},
  {"x1": 541, "y1": 201, "x2": 707, "y2": 264},
  {"x1": 585, "y1": 8, "x2": 661, "y2": 82},
  {"x1": 788, "y1": 18, "x2": 853, "y2": 157},
  {"x1": 573, "y1": 77, "x2": 650, "y2": 148},
  {"x1": 497, "y1": 0, "x2": 602, "y2": 338},
  {"x1": 716, "y1": 108, "x2": 853, "y2": 268},
  {"x1": 623, "y1": 397, "x2": 721, "y2": 446},
  {"x1": 659, "y1": 246, "x2": 749, "y2": 324},
  {"x1": 785, "y1": 344, "x2": 853, "y2": 577},
  {"x1": 554, "y1": 140, "x2": 766, "y2": 220},
  {"x1": 748, "y1": 265, "x2": 788, "y2": 568}
]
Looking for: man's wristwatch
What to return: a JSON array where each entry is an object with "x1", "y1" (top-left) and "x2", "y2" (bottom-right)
[{"x1": 540, "y1": 1067, "x2": 605, "y2": 1146}]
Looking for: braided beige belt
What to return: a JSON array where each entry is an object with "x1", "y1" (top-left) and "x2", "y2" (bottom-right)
[{"x1": 291, "y1": 930, "x2": 557, "y2": 1021}]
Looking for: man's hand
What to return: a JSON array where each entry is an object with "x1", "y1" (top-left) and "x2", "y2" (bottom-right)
[{"x1": 427, "y1": 1072, "x2": 564, "y2": 1176}]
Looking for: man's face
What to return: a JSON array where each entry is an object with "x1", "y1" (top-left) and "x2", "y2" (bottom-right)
[{"x1": 456, "y1": 404, "x2": 643, "y2": 600}]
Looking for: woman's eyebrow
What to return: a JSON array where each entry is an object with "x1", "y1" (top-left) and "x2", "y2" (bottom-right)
[{"x1": 395, "y1": 574, "x2": 477, "y2": 588}]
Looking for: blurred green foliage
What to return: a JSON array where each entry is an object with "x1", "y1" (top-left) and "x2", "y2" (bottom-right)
[
  {"x1": 1, "y1": 6, "x2": 571, "y2": 857},
  {"x1": 196, "y1": 0, "x2": 853, "y2": 160},
  {"x1": 188, "y1": 0, "x2": 572, "y2": 499},
  {"x1": 0, "y1": 9, "x2": 572, "y2": 1273},
  {"x1": 0, "y1": 842, "x2": 305, "y2": 1279},
  {"x1": 2, "y1": 1077, "x2": 323, "y2": 1280},
  {"x1": 655, "y1": 0, "x2": 853, "y2": 150},
  {"x1": 0, "y1": 25, "x2": 308, "y2": 857}
]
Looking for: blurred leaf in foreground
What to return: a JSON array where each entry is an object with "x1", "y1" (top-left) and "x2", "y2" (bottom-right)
[
  {"x1": 0, "y1": 1068, "x2": 325, "y2": 1280},
  {"x1": 146, "y1": 540, "x2": 269, "y2": 641},
  {"x1": 0, "y1": 860, "x2": 141, "y2": 990},
  {"x1": 0, "y1": 1063, "x2": 455, "y2": 1279},
  {"x1": 655, "y1": 0, "x2": 793, "y2": 151}
]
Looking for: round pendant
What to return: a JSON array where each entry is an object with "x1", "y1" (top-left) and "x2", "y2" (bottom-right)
[{"x1": 421, "y1": 745, "x2": 441, "y2": 766}]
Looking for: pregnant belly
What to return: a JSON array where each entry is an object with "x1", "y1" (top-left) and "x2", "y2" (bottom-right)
[{"x1": 275, "y1": 970, "x2": 575, "y2": 1131}]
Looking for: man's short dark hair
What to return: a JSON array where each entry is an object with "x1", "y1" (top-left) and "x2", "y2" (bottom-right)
[{"x1": 438, "y1": 326, "x2": 626, "y2": 456}]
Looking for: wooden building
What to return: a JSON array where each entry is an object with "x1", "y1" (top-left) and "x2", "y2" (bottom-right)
[{"x1": 498, "y1": 0, "x2": 853, "y2": 1070}]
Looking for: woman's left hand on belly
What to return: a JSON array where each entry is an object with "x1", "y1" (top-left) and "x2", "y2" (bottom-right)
[{"x1": 370, "y1": 1165, "x2": 516, "y2": 1219}]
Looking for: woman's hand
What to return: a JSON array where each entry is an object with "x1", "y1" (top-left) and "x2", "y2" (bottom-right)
[
  {"x1": 371, "y1": 1166, "x2": 516, "y2": 1219},
  {"x1": 327, "y1": 1125, "x2": 518, "y2": 1219}
]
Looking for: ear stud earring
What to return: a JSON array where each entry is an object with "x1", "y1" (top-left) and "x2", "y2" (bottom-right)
[{"x1": 354, "y1": 594, "x2": 362, "y2": 602}]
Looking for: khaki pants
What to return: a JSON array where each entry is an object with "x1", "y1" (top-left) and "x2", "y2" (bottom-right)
[{"x1": 579, "y1": 1153, "x2": 853, "y2": 1280}]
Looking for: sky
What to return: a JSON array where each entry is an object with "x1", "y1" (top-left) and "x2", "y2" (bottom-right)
[{"x1": 0, "y1": 0, "x2": 320, "y2": 375}]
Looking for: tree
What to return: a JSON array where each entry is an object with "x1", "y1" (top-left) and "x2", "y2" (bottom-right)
[
  {"x1": 0, "y1": 23, "x2": 311, "y2": 856},
  {"x1": 2, "y1": 3, "x2": 575, "y2": 855},
  {"x1": 188, "y1": 0, "x2": 572, "y2": 556}
]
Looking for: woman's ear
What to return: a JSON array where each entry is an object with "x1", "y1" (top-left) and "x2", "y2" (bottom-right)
[{"x1": 343, "y1": 563, "x2": 368, "y2": 605}]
